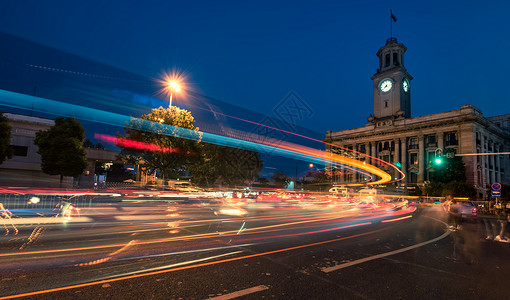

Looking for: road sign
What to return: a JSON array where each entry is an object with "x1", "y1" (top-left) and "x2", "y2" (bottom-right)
[
  {"x1": 492, "y1": 183, "x2": 501, "y2": 190},
  {"x1": 491, "y1": 190, "x2": 501, "y2": 198}
]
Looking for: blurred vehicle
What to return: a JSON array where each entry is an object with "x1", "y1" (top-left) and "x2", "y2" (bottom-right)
[
  {"x1": 392, "y1": 198, "x2": 409, "y2": 210},
  {"x1": 329, "y1": 186, "x2": 355, "y2": 201},
  {"x1": 358, "y1": 188, "x2": 378, "y2": 203},
  {"x1": 168, "y1": 180, "x2": 203, "y2": 192},
  {"x1": 456, "y1": 200, "x2": 477, "y2": 220}
]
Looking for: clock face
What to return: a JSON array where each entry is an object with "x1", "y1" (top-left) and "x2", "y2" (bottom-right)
[
  {"x1": 379, "y1": 79, "x2": 393, "y2": 93},
  {"x1": 403, "y1": 78, "x2": 410, "y2": 93}
]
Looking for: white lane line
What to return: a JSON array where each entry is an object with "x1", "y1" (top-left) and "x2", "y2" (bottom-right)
[
  {"x1": 322, "y1": 217, "x2": 450, "y2": 273},
  {"x1": 94, "y1": 251, "x2": 243, "y2": 281},
  {"x1": 208, "y1": 285, "x2": 270, "y2": 300},
  {"x1": 114, "y1": 243, "x2": 255, "y2": 261}
]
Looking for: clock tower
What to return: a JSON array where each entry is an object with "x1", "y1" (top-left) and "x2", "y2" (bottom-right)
[{"x1": 370, "y1": 38, "x2": 413, "y2": 121}]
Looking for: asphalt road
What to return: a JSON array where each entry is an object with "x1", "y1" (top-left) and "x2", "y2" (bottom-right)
[{"x1": 1, "y1": 201, "x2": 509, "y2": 300}]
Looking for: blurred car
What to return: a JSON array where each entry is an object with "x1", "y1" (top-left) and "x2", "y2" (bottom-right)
[
  {"x1": 392, "y1": 198, "x2": 409, "y2": 210},
  {"x1": 455, "y1": 200, "x2": 477, "y2": 220}
]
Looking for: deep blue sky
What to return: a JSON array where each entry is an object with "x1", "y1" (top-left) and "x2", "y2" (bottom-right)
[
  {"x1": 1, "y1": 1, "x2": 509, "y2": 176},
  {"x1": 2, "y1": 1, "x2": 509, "y2": 131}
]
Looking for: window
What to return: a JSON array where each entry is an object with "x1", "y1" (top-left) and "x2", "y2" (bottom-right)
[
  {"x1": 10, "y1": 145, "x2": 28, "y2": 157},
  {"x1": 424, "y1": 135, "x2": 437, "y2": 148},
  {"x1": 410, "y1": 153, "x2": 418, "y2": 165},
  {"x1": 385, "y1": 53, "x2": 390, "y2": 67},
  {"x1": 384, "y1": 100, "x2": 388, "y2": 108},
  {"x1": 408, "y1": 138, "x2": 418, "y2": 150},
  {"x1": 393, "y1": 52, "x2": 399, "y2": 66},
  {"x1": 444, "y1": 132, "x2": 458, "y2": 146}
]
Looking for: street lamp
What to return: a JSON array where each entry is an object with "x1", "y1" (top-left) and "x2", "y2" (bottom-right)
[{"x1": 167, "y1": 80, "x2": 181, "y2": 108}]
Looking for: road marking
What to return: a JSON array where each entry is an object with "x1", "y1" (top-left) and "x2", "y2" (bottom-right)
[
  {"x1": 207, "y1": 285, "x2": 269, "y2": 300},
  {"x1": 322, "y1": 217, "x2": 450, "y2": 273},
  {"x1": 96, "y1": 251, "x2": 244, "y2": 280},
  {"x1": 0, "y1": 228, "x2": 389, "y2": 299}
]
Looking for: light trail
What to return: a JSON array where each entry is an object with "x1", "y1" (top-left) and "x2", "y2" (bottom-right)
[
  {"x1": 0, "y1": 206, "x2": 404, "y2": 258},
  {"x1": 0, "y1": 227, "x2": 392, "y2": 300},
  {"x1": 0, "y1": 89, "x2": 397, "y2": 185},
  {"x1": 188, "y1": 102, "x2": 404, "y2": 171}
]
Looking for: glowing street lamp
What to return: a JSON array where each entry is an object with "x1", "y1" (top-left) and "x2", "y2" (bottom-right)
[{"x1": 167, "y1": 80, "x2": 181, "y2": 108}]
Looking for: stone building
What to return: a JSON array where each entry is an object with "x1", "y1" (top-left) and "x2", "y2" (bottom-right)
[{"x1": 326, "y1": 38, "x2": 510, "y2": 198}]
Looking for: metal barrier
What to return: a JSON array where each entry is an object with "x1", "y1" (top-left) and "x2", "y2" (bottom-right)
[{"x1": 0, "y1": 194, "x2": 94, "y2": 210}]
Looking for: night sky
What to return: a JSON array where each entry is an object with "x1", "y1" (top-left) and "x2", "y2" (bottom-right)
[{"x1": 1, "y1": 0, "x2": 509, "y2": 176}]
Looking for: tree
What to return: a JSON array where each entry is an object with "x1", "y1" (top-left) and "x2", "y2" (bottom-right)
[
  {"x1": 189, "y1": 143, "x2": 263, "y2": 187},
  {"x1": 0, "y1": 111, "x2": 13, "y2": 165},
  {"x1": 311, "y1": 171, "x2": 331, "y2": 185},
  {"x1": 430, "y1": 148, "x2": 467, "y2": 183},
  {"x1": 83, "y1": 139, "x2": 95, "y2": 148},
  {"x1": 120, "y1": 106, "x2": 201, "y2": 185},
  {"x1": 105, "y1": 164, "x2": 134, "y2": 182},
  {"x1": 427, "y1": 148, "x2": 476, "y2": 197},
  {"x1": 272, "y1": 171, "x2": 291, "y2": 188},
  {"x1": 95, "y1": 142, "x2": 105, "y2": 150},
  {"x1": 34, "y1": 117, "x2": 88, "y2": 185}
]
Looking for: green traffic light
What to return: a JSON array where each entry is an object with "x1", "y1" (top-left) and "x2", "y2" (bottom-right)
[{"x1": 434, "y1": 157, "x2": 443, "y2": 165}]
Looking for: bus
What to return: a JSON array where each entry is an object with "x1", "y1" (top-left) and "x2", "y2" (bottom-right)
[{"x1": 329, "y1": 186, "x2": 355, "y2": 201}]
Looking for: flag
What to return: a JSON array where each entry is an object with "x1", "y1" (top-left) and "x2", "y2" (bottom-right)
[{"x1": 391, "y1": 11, "x2": 397, "y2": 22}]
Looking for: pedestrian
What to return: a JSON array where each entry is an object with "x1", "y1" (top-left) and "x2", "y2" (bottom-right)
[
  {"x1": 448, "y1": 199, "x2": 460, "y2": 230},
  {"x1": 484, "y1": 217, "x2": 495, "y2": 240},
  {"x1": 494, "y1": 206, "x2": 509, "y2": 242}
]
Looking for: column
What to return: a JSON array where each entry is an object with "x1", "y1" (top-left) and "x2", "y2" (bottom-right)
[
  {"x1": 371, "y1": 142, "x2": 377, "y2": 167},
  {"x1": 483, "y1": 137, "x2": 489, "y2": 187},
  {"x1": 418, "y1": 136, "x2": 424, "y2": 183},
  {"x1": 394, "y1": 138, "x2": 400, "y2": 165},
  {"x1": 401, "y1": 138, "x2": 407, "y2": 185},
  {"x1": 490, "y1": 148, "x2": 496, "y2": 184},
  {"x1": 496, "y1": 144, "x2": 502, "y2": 183},
  {"x1": 394, "y1": 138, "x2": 400, "y2": 183},
  {"x1": 437, "y1": 132, "x2": 444, "y2": 150}
]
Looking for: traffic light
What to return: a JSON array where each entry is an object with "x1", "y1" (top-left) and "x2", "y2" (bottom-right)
[{"x1": 434, "y1": 148, "x2": 443, "y2": 165}]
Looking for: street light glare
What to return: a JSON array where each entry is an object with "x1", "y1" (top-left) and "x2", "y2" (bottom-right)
[{"x1": 168, "y1": 80, "x2": 181, "y2": 92}]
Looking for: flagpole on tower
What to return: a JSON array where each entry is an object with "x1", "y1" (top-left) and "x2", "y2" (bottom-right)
[{"x1": 390, "y1": 9, "x2": 397, "y2": 38}]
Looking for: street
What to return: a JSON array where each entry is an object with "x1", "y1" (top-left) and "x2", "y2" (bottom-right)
[{"x1": 1, "y1": 197, "x2": 509, "y2": 299}]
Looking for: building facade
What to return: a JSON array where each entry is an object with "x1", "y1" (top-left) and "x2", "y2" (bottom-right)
[
  {"x1": 0, "y1": 113, "x2": 119, "y2": 187},
  {"x1": 327, "y1": 38, "x2": 510, "y2": 198}
]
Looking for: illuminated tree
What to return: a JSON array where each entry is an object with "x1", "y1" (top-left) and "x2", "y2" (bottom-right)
[
  {"x1": 0, "y1": 111, "x2": 13, "y2": 165},
  {"x1": 34, "y1": 117, "x2": 88, "y2": 185},
  {"x1": 120, "y1": 106, "x2": 201, "y2": 184}
]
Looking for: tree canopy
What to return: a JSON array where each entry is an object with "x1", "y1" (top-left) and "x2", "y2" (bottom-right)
[
  {"x1": 188, "y1": 143, "x2": 263, "y2": 187},
  {"x1": 120, "y1": 106, "x2": 201, "y2": 182},
  {"x1": 430, "y1": 148, "x2": 467, "y2": 183},
  {"x1": 426, "y1": 148, "x2": 476, "y2": 197},
  {"x1": 272, "y1": 171, "x2": 291, "y2": 188},
  {"x1": 34, "y1": 117, "x2": 88, "y2": 183},
  {"x1": 0, "y1": 111, "x2": 13, "y2": 165}
]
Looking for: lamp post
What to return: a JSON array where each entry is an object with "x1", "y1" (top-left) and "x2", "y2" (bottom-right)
[{"x1": 167, "y1": 80, "x2": 181, "y2": 108}]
